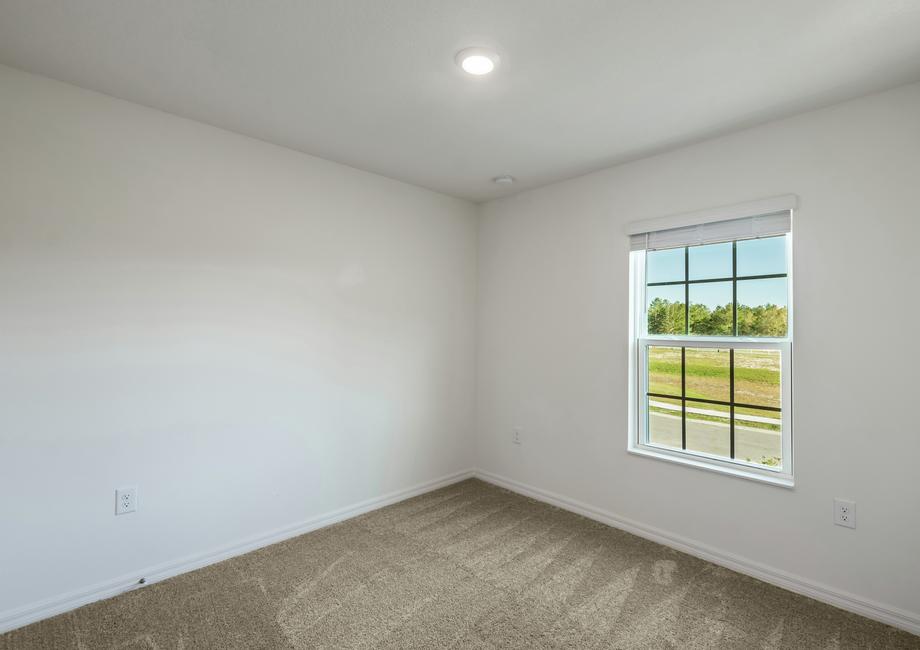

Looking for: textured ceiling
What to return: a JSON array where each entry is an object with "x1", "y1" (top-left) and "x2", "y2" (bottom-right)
[{"x1": 1, "y1": 1, "x2": 920, "y2": 202}]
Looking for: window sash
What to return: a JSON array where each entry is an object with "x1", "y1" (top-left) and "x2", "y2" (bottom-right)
[
  {"x1": 639, "y1": 237, "x2": 792, "y2": 341},
  {"x1": 636, "y1": 337, "x2": 792, "y2": 480}
]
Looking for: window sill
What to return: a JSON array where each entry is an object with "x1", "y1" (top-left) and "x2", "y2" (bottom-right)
[{"x1": 627, "y1": 445, "x2": 795, "y2": 488}]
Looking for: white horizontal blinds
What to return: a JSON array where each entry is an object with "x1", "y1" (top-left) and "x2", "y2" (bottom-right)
[{"x1": 629, "y1": 210, "x2": 792, "y2": 251}]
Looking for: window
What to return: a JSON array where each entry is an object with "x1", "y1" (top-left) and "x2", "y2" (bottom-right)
[{"x1": 627, "y1": 197, "x2": 794, "y2": 486}]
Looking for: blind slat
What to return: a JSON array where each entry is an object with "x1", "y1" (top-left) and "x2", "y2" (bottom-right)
[{"x1": 629, "y1": 211, "x2": 791, "y2": 252}]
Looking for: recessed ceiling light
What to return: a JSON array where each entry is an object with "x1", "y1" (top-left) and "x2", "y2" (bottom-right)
[
  {"x1": 456, "y1": 47, "x2": 500, "y2": 75},
  {"x1": 492, "y1": 175, "x2": 515, "y2": 185}
]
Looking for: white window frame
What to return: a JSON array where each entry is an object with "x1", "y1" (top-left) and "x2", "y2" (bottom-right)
[{"x1": 627, "y1": 237, "x2": 794, "y2": 488}]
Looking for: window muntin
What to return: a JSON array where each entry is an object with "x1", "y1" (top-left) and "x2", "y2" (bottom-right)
[{"x1": 635, "y1": 234, "x2": 792, "y2": 481}]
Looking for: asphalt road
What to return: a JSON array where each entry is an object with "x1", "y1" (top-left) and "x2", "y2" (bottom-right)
[{"x1": 648, "y1": 412, "x2": 781, "y2": 464}]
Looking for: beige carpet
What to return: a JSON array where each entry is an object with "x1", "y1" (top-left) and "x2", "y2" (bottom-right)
[{"x1": 2, "y1": 479, "x2": 917, "y2": 649}]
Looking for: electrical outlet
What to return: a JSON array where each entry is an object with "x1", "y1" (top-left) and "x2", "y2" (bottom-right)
[
  {"x1": 834, "y1": 498, "x2": 855, "y2": 528},
  {"x1": 512, "y1": 428, "x2": 522, "y2": 445},
  {"x1": 115, "y1": 486, "x2": 138, "y2": 515}
]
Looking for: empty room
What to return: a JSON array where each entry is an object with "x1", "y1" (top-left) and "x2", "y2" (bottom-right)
[{"x1": 1, "y1": 1, "x2": 919, "y2": 648}]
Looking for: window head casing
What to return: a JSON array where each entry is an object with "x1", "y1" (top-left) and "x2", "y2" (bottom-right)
[{"x1": 627, "y1": 196, "x2": 794, "y2": 487}]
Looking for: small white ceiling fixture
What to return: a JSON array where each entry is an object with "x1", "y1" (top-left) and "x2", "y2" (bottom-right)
[
  {"x1": 492, "y1": 175, "x2": 515, "y2": 185},
  {"x1": 455, "y1": 47, "x2": 499, "y2": 75}
]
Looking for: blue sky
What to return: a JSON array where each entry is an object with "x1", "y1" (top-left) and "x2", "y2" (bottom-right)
[{"x1": 647, "y1": 236, "x2": 787, "y2": 309}]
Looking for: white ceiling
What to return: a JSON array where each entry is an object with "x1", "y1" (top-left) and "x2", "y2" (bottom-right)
[{"x1": 2, "y1": 1, "x2": 920, "y2": 202}]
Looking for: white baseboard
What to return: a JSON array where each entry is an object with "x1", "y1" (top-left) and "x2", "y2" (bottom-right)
[
  {"x1": 474, "y1": 468, "x2": 920, "y2": 637},
  {"x1": 0, "y1": 468, "x2": 476, "y2": 635},
  {"x1": 6, "y1": 467, "x2": 917, "y2": 638}
]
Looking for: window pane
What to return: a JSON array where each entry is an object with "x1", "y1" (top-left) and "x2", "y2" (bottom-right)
[
  {"x1": 734, "y1": 349, "x2": 781, "y2": 409},
  {"x1": 647, "y1": 285, "x2": 685, "y2": 335},
  {"x1": 647, "y1": 346, "x2": 682, "y2": 397},
  {"x1": 736, "y1": 277, "x2": 787, "y2": 337},
  {"x1": 688, "y1": 242, "x2": 732, "y2": 281},
  {"x1": 736, "y1": 236, "x2": 786, "y2": 277},
  {"x1": 648, "y1": 396, "x2": 682, "y2": 449},
  {"x1": 646, "y1": 247, "x2": 684, "y2": 284},
  {"x1": 686, "y1": 406, "x2": 730, "y2": 458},
  {"x1": 685, "y1": 348, "x2": 730, "y2": 403},
  {"x1": 688, "y1": 282, "x2": 733, "y2": 335},
  {"x1": 734, "y1": 407, "x2": 782, "y2": 469}
]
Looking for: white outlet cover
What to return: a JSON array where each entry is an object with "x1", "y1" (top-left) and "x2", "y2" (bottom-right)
[
  {"x1": 834, "y1": 498, "x2": 855, "y2": 529},
  {"x1": 116, "y1": 486, "x2": 138, "y2": 515}
]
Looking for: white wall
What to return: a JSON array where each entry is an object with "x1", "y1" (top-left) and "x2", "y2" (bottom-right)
[
  {"x1": 0, "y1": 65, "x2": 478, "y2": 618},
  {"x1": 477, "y1": 83, "x2": 920, "y2": 621},
  {"x1": 4, "y1": 59, "x2": 919, "y2": 633}
]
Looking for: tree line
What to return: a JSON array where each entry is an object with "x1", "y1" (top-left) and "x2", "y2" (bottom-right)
[{"x1": 648, "y1": 298, "x2": 787, "y2": 336}]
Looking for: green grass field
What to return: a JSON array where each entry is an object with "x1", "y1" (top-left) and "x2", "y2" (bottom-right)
[{"x1": 647, "y1": 346, "x2": 781, "y2": 429}]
